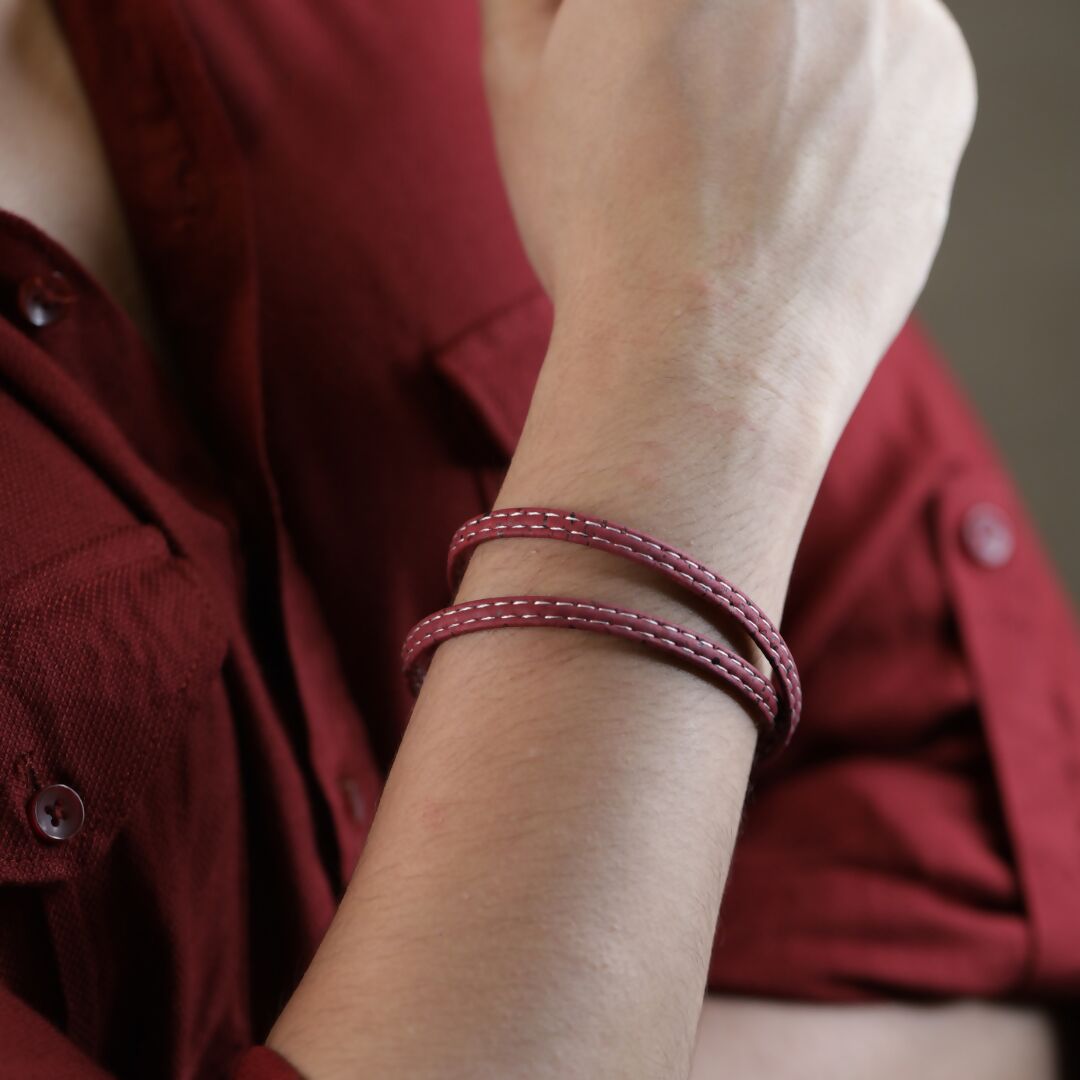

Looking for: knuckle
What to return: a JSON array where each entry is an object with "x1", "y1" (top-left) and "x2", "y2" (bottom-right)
[
  {"x1": 912, "y1": 0, "x2": 975, "y2": 70},
  {"x1": 899, "y1": 0, "x2": 979, "y2": 121},
  {"x1": 930, "y1": 12, "x2": 979, "y2": 127}
]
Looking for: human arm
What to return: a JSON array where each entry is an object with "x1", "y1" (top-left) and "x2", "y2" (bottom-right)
[
  {"x1": 689, "y1": 996, "x2": 1062, "y2": 1079},
  {"x1": 264, "y1": 1, "x2": 983, "y2": 1076}
]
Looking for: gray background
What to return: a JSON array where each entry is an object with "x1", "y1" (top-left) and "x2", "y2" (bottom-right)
[{"x1": 918, "y1": 1, "x2": 1079, "y2": 604}]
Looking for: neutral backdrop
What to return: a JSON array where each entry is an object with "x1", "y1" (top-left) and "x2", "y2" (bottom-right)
[{"x1": 918, "y1": 0, "x2": 1079, "y2": 604}]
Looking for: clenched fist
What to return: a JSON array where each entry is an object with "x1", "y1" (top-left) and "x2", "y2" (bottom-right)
[{"x1": 481, "y1": 0, "x2": 977, "y2": 435}]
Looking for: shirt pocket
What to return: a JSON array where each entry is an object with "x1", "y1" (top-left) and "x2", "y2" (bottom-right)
[
  {"x1": 430, "y1": 288, "x2": 553, "y2": 468},
  {"x1": 0, "y1": 524, "x2": 228, "y2": 885}
]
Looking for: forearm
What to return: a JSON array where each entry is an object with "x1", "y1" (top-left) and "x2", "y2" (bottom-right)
[
  {"x1": 690, "y1": 997, "x2": 1063, "y2": 1080},
  {"x1": 266, "y1": 0, "x2": 979, "y2": 1066},
  {"x1": 266, "y1": 314, "x2": 837, "y2": 1078}
]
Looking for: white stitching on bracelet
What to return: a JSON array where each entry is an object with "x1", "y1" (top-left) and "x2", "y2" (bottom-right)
[
  {"x1": 458, "y1": 512, "x2": 785, "y2": 646},
  {"x1": 404, "y1": 608, "x2": 774, "y2": 713},
  {"x1": 406, "y1": 598, "x2": 774, "y2": 696},
  {"x1": 448, "y1": 526, "x2": 799, "y2": 719},
  {"x1": 451, "y1": 511, "x2": 799, "y2": 709}
]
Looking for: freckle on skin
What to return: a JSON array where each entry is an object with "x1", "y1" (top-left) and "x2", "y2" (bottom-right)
[
  {"x1": 620, "y1": 437, "x2": 670, "y2": 489},
  {"x1": 682, "y1": 398, "x2": 766, "y2": 437},
  {"x1": 624, "y1": 457, "x2": 665, "y2": 489},
  {"x1": 419, "y1": 797, "x2": 448, "y2": 833}
]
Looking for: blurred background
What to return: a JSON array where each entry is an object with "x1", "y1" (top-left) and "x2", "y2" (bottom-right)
[{"x1": 919, "y1": 0, "x2": 1079, "y2": 603}]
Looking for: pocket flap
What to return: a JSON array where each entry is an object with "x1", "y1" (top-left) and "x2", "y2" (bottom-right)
[
  {"x1": 430, "y1": 289, "x2": 553, "y2": 458},
  {"x1": 0, "y1": 526, "x2": 228, "y2": 884}
]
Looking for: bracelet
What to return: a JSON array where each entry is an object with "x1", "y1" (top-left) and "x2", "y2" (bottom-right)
[
  {"x1": 401, "y1": 509, "x2": 802, "y2": 754},
  {"x1": 446, "y1": 508, "x2": 801, "y2": 748},
  {"x1": 401, "y1": 595, "x2": 780, "y2": 738}
]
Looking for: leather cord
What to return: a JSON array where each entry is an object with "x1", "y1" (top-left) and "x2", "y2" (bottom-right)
[
  {"x1": 444, "y1": 508, "x2": 801, "y2": 750},
  {"x1": 401, "y1": 594, "x2": 780, "y2": 741}
]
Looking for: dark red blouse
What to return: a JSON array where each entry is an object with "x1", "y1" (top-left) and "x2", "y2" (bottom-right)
[{"x1": 0, "y1": 2, "x2": 1077, "y2": 1078}]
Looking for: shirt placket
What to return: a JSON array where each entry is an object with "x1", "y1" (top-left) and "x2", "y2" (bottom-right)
[{"x1": 53, "y1": 0, "x2": 383, "y2": 894}]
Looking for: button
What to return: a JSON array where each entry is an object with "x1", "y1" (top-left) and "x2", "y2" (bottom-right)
[
  {"x1": 29, "y1": 783, "x2": 86, "y2": 842},
  {"x1": 339, "y1": 776, "x2": 368, "y2": 827},
  {"x1": 960, "y1": 502, "x2": 1016, "y2": 569},
  {"x1": 17, "y1": 270, "x2": 77, "y2": 328}
]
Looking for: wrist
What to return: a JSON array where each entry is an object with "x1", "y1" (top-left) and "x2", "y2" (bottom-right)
[
  {"x1": 549, "y1": 266, "x2": 855, "y2": 436},
  {"x1": 490, "y1": 321, "x2": 836, "y2": 612},
  {"x1": 544, "y1": 291, "x2": 846, "y2": 467}
]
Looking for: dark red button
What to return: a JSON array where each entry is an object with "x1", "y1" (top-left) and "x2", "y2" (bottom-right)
[
  {"x1": 960, "y1": 502, "x2": 1016, "y2": 569},
  {"x1": 17, "y1": 270, "x2": 77, "y2": 328},
  {"x1": 339, "y1": 776, "x2": 368, "y2": 826},
  {"x1": 29, "y1": 783, "x2": 86, "y2": 842}
]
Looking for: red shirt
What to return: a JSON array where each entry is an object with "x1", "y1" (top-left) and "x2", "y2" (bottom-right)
[{"x1": 1, "y1": 3, "x2": 1077, "y2": 1078}]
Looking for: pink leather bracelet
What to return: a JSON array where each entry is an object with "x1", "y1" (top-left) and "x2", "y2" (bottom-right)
[
  {"x1": 401, "y1": 595, "x2": 780, "y2": 739},
  {"x1": 401, "y1": 508, "x2": 804, "y2": 754},
  {"x1": 445, "y1": 508, "x2": 801, "y2": 748}
]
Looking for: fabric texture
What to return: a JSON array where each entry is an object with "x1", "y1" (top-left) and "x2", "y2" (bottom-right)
[{"x1": 0, "y1": 1, "x2": 1077, "y2": 1077}]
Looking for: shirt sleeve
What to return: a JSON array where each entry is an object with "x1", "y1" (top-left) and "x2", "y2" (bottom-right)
[
  {"x1": 0, "y1": 985, "x2": 114, "y2": 1079},
  {"x1": 1, "y1": 983, "x2": 303, "y2": 1080},
  {"x1": 231, "y1": 1047, "x2": 305, "y2": 1079},
  {"x1": 705, "y1": 322, "x2": 1080, "y2": 1001}
]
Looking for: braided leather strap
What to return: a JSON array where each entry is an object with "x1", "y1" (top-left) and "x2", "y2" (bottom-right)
[
  {"x1": 446, "y1": 508, "x2": 801, "y2": 749},
  {"x1": 401, "y1": 596, "x2": 779, "y2": 739}
]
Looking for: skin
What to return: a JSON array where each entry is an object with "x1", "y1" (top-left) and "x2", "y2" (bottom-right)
[
  {"x1": 0, "y1": 0, "x2": 1064, "y2": 1076},
  {"x1": 0, "y1": 0, "x2": 162, "y2": 352}
]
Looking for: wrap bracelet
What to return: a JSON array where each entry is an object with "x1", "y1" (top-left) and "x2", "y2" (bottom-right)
[{"x1": 402, "y1": 508, "x2": 802, "y2": 753}]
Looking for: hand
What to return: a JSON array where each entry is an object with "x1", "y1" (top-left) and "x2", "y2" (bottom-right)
[{"x1": 481, "y1": 0, "x2": 977, "y2": 438}]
